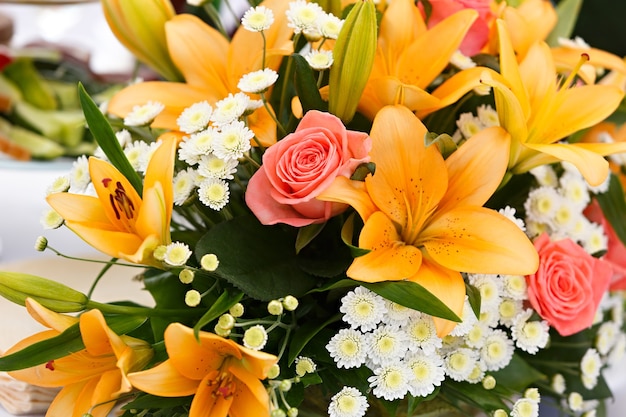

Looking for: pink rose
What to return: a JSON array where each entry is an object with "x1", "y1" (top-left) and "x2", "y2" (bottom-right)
[
  {"x1": 424, "y1": 0, "x2": 493, "y2": 56},
  {"x1": 246, "y1": 110, "x2": 371, "y2": 227},
  {"x1": 526, "y1": 233, "x2": 612, "y2": 336},
  {"x1": 584, "y1": 200, "x2": 626, "y2": 290}
]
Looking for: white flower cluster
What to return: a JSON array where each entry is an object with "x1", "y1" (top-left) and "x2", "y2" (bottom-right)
[
  {"x1": 525, "y1": 162, "x2": 609, "y2": 254},
  {"x1": 326, "y1": 283, "x2": 550, "y2": 412},
  {"x1": 452, "y1": 104, "x2": 500, "y2": 144},
  {"x1": 286, "y1": 0, "x2": 344, "y2": 40}
]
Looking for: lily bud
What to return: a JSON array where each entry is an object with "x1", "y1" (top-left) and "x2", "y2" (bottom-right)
[
  {"x1": 328, "y1": 0, "x2": 377, "y2": 123},
  {"x1": 0, "y1": 272, "x2": 88, "y2": 312},
  {"x1": 101, "y1": 0, "x2": 183, "y2": 81}
]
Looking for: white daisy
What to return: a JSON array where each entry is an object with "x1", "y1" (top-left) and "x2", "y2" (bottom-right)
[
  {"x1": 580, "y1": 348, "x2": 602, "y2": 381},
  {"x1": 213, "y1": 121, "x2": 254, "y2": 160},
  {"x1": 326, "y1": 328, "x2": 368, "y2": 369},
  {"x1": 581, "y1": 221, "x2": 608, "y2": 255},
  {"x1": 339, "y1": 286, "x2": 387, "y2": 332},
  {"x1": 498, "y1": 206, "x2": 526, "y2": 231},
  {"x1": 123, "y1": 101, "x2": 164, "y2": 126},
  {"x1": 559, "y1": 170, "x2": 591, "y2": 210},
  {"x1": 501, "y1": 274, "x2": 528, "y2": 300},
  {"x1": 511, "y1": 309, "x2": 550, "y2": 354},
  {"x1": 404, "y1": 314, "x2": 442, "y2": 355},
  {"x1": 468, "y1": 274, "x2": 502, "y2": 312},
  {"x1": 172, "y1": 168, "x2": 197, "y2": 206},
  {"x1": 511, "y1": 397, "x2": 539, "y2": 417},
  {"x1": 383, "y1": 300, "x2": 416, "y2": 327},
  {"x1": 480, "y1": 329, "x2": 514, "y2": 371},
  {"x1": 524, "y1": 186, "x2": 560, "y2": 224},
  {"x1": 163, "y1": 242, "x2": 192, "y2": 266},
  {"x1": 243, "y1": 325, "x2": 268, "y2": 350},
  {"x1": 595, "y1": 321, "x2": 619, "y2": 355},
  {"x1": 210, "y1": 92, "x2": 249, "y2": 126},
  {"x1": 197, "y1": 178, "x2": 230, "y2": 210},
  {"x1": 551, "y1": 373, "x2": 566, "y2": 394},
  {"x1": 238, "y1": 68, "x2": 279, "y2": 94},
  {"x1": 443, "y1": 347, "x2": 478, "y2": 382},
  {"x1": 241, "y1": 5, "x2": 274, "y2": 32},
  {"x1": 368, "y1": 362, "x2": 412, "y2": 401},
  {"x1": 124, "y1": 140, "x2": 158, "y2": 172},
  {"x1": 449, "y1": 50, "x2": 476, "y2": 70},
  {"x1": 529, "y1": 165, "x2": 558, "y2": 187},
  {"x1": 286, "y1": 0, "x2": 323, "y2": 34},
  {"x1": 46, "y1": 175, "x2": 70, "y2": 195},
  {"x1": 367, "y1": 325, "x2": 408, "y2": 366},
  {"x1": 177, "y1": 101, "x2": 213, "y2": 134},
  {"x1": 456, "y1": 112, "x2": 484, "y2": 140},
  {"x1": 40, "y1": 208, "x2": 64, "y2": 229},
  {"x1": 476, "y1": 104, "x2": 499, "y2": 127},
  {"x1": 449, "y1": 297, "x2": 478, "y2": 337},
  {"x1": 304, "y1": 50, "x2": 334, "y2": 70},
  {"x1": 319, "y1": 12, "x2": 343, "y2": 39},
  {"x1": 405, "y1": 351, "x2": 446, "y2": 397},
  {"x1": 328, "y1": 387, "x2": 369, "y2": 417},
  {"x1": 197, "y1": 154, "x2": 239, "y2": 180},
  {"x1": 608, "y1": 332, "x2": 626, "y2": 365},
  {"x1": 568, "y1": 392, "x2": 584, "y2": 412},
  {"x1": 69, "y1": 155, "x2": 91, "y2": 193},
  {"x1": 464, "y1": 321, "x2": 490, "y2": 349},
  {"x1": 498, "y1": 297, "x2": 524, "y2": 327},
  {"x1": 178, "y1": 127, "x2": 220, "y2": 165}
]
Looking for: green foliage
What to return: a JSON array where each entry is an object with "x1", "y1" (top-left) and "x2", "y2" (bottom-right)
[
  {"x1": 595, "y1": 174, "x2": 626, "y2": 247},
  {"x1": 546, "y1": 0, "x2": 584, "y2": 47}
]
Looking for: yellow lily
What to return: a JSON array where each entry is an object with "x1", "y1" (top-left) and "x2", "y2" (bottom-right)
[
  {"x1": 128, "y1": 323, "x2": 278, "y2": 417},
  {"x1": 6, "y1": 299, "x2": 153, "y2": 417},
  {"x1": 319, "y1": 105, "x2": 538, "y2": 336},
  {"x1": 106, "y1": 0, "x2": 293, "y2": 147},
  {"x1": 46, "y1": 136, "x2": 177, "y2": 266},
  {"x1": 358, "y1": 0, "x2": 488, "y2": 120},
  {"x1": 481, "y1": 20, "x2": 626, "y2": 186},
  {"x1": 101, "y1": 0, "x2": 182, "y2": 81}
]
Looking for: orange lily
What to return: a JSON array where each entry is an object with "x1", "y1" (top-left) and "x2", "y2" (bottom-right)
[
  {"x1": 6, "y1": 299, "x2": 153, "y2": 417},
  {"x1": 46, "y1": 136, "x2": 177, "y2": 266},
  {"x1": 481, "y1": 20, "x2": 626, "y2": 186},
  {"x1": 128, "y1": 323, "x2": 278, "y2": 417},
  {"x1": 106, "y1": 0, "x2": 293, "y2": 147},
  {"x1": 318, "y1": 105, "x2": 539, "y2": 336},
  {"x1": 358, "y1": 0, "x2": 488, "y2": 120}
]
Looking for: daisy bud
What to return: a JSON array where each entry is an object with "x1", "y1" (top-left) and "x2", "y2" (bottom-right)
[
  {"x1": 268, "y1": 299, "x2": 284, "y2": 315},
  {"x1": 282, "y1": 295, "x2": 299, "y2": 311},
  {"x1": 267, "y1": 364, "x2": 281, "y2": 379},
  {"x1": 287, "y1": 408, "x2": 298, "y2": 417},
  {"x1": 279, "y1": 379, "x2": 292, "y2": 392},
  {"x1": 482, "y1": 375, "x2": 496, "y2": 390},
  {"x1": 185, "y1": 289, "x2": 202, "y2": 307},
  {"x1": 243, "y1": 325, "x2": 268, "y2": 350},
  {"x1": 34, "y1": 236, "x2": 48, "y2": 252},
  {"x1": 218, "y1": 313, "x2": 235, "y2": 330},
  {"x1": 200, "y1": 253, "x2": 219, "y2": 271},
  {"x1": 214, "y1": 324, "x2": 231, "y2": 337},
  {"x1": 229, "y1": 302, "x2": 244, "y2": 317},
  {"x1": 179, "y1": 268, "x2": 195, "y2": 284}
]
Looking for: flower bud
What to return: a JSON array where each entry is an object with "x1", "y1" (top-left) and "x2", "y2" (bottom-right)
[
  {"x1": 34, "y1": 236, "x2": 48, "y2": 252},
  {"x1": 328, "y1": 0, "x2": 377, "y2": 123},
  {"x1": 101, "y1": 0, "x2": 182, "y2": 81},
  {"x1": 268, "y1": 300, "x2": 284, "y2": 315},
  {"x1": 267, "y1": 363, "x2": 281, "y2": 379},
  {"x1": 282, "y1": 295, "x2": 299, "y2": 311},
  {"x1": 229, "y1": 302, "x2": 244, "y2": 317},
  {"x1": 0, "y1": 272, "x2": 88, "y2": 312}
]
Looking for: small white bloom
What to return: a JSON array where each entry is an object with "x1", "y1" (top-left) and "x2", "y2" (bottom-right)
[
  {"x1": 328, "y1": 387, "x2": 369, "y2": 417},
  {"x1": 405, "y1": 352, "x2": 446, "y2": 397},
  {"x1": 40, "y1": 208, "x2": 64, "y2": 229},
  {"x1": 580, "y1": 348, "x2": 602, "y2": 380},
  {"x1": 304, "y1": 50, "x2": 334, "y2": 70},
  {"x1": 124, "y1": 140, "x2": 159, "y2": 172},
  {"x1": 286, "y1": 0, "x2": 323, "y2": 34},
  {"x1": 383, "y1": 300, "x2": 416, "y2": 327},
  {"x1": 450, "y1": 50, "x2": 476, "y2": 70},
  {"x1": 499, "y1": 206, "x2": 526, "y2": 231},
  {"x1": 163, "y1": 242, "x2": 192, "y2": 266},
  {"x1": 243, "y1": 325, "x2": 268, "y2": 350},
  {"x1": 444, "y1": 348, "x2": 478, "y2": 382},
  {"x1": 197, "y1": 178, "x2": 230, "y2": 210},
  {"x1": 172, "y1": 168, "x2": 197, "y2": 206},
  {"x1": 511, "y1": 309, "x2": 550, "y2": 354},
  {"x1": 581, "y1": 221, "x2": 608, "y2": 255},
  {"x1": 469, "y1": 274, "x2": 502, "y2": 311},
  {"x1": 498, "y1": 297, "x2": 524, "y2": 327},
  {"x1": 464, "y1": 321, "x2": 490, "y2": 349},
  {"x1": 124, "y1": 101, "x2": 164, "y2": 126},
  {"x1": 511, "y1": 397, "x2": 539, "y2": 417},
  {"x1": 368, "y1": 362, "x2": 412, "y2": 401},
  {"x1": 241, "y1": 5, "x2": 274, "y2": 32},
  {"x1": 177, "y1": 101, "x2": 213, "y2": 134},
  {"x1": 46, "y1": 175, "x2": 70, "y2": 195},
  {"x1": 559, "y1": 170, "x2": 591, "y2": 210},
  {"x1": 367, "y1": 326, "x2": 408, "y2": 366},
  {"x1": 294, "y1": 356, "x2": 317, "y2": 377},
  {"x1": 551, "y1": 373, "x2": 566, "y2": 394},
  {"x1": 115, "y1": 129, "x2": 132, "y2": 148},
  {"x1": 501, "y1": 274, "x2": 528, "y2": 300},
  {"x1": 213, "y1": 121, "x2": 254, "y2": 160},
  {"x1": 456, "y1": 112, "x2": 484, "y2": 140},
  {"x1": 558, "y1": 35, "x2": 591, "y2": 49},
  {"x1": 524, "y1": 186, "x2": 560, "y2": 224},
  {"x1": 319, "y1": 12, "x2": 343, "y2": 39},
  {"x1": 480, "y1": 329, "x2": 514, "y2": 371},
  {"x1": 529, "y1": 165, "x2": 559, "y2": 187},
  {"x1": 339, "y1": 286, "x2": 387, "y2": 331},
  {"x1": 449, "y1": 297, "x2": 478, "y2": 337},
  {"x1": 69, "y1": 155, "x2": 91, "y2": 193},
  {"x1": 608, "y1": 332, "x2": 626, "y2": 365},
  {"x1": 587, "y1": 172, "x2": 610, "y2": 194},
  {"x1": 326, "y1": 328, "x2": 368, "y2": 369},
  {"x1": 238, "y1": 68, "x2": 279, "y2": 94},
  {"x1": 404, "y1": 314, "x2": 442, "y2": 355},
  {"x1": 596, "y1": 321, "x2": 619, "y2": 355},
  {"x1": 178, "y1": 127, "x2": 220, "y2": 165},
  {"x1": 476, "y1": 104, "x2": 499, "y2": 127},
  {"x1": 568, "y1": 392, "x2": 584, "y2": 412},
  {"x1": 211, "y1": 92, "x2": 250, "y2": 126},
  {"x1": 197, "y1": 154, "x2": 239, "y2": 180}
]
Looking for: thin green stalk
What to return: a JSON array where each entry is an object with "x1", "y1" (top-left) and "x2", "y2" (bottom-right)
[{"x1": 86, "y1": 300, "x2": 199, "y2": 317}]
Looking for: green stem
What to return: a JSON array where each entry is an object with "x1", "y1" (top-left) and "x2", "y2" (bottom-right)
[
  {"x1": 202, "y1": 3, "x2": 229, "y2": 38},
  {"x1": 261, "y1": 93, "x2": 287, "y2": 135},
  {"x1": 86, "y1": 258, "x2": 118, "y2": 299},
  {"x1": 86, "y1": 300, "x2": 198, "y2": 318}
]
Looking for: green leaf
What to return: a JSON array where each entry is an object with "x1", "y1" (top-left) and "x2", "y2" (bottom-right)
[
  {"x1": 195, "y1": 214, "x2": 318, "y2": 301},
  {"x1": 362, "y1": 281, "x2": 461, "y2": 322},
  {"x1": 595, "y1": 174, "x2": 626, "y2": 247},
  {"x1": 492, "y1": 354, "x2": 545, "y2": 391},
  {"x1": 193, "y1": 289, "x2": 243, "y2": 337},
  {"x1": 340, "y1": 213, "x2": 370, "y2": 257},
  {"x1": 546, "y1": 0, "x2": 584, "y2": 47},
  {"x1": 77, "y1": 82, "x2": 143, "y2": 195},
  {"x1": 295, "y1": 222, "x2": 326, "y2": 254},
  {"x1": 292, "y1": 54, "x2": 326, "y2": 113},
  {"x1": 465, "y1": 282, "x2": 481, "y2": 320},
  {"x1": 122, "y1": 393, "x2": 193, "y2": 410},
  {"x1": 0, "y1": 315, "x2": 145, "y2": 371},
  {"x1": 287, "y1": 313, "x2": 341, "y2": 364}
]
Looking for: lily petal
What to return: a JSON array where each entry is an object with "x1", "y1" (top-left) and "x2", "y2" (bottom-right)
[
  {"x1": 421, "y1": 207, "x2": 539, "y2": 275},
  {"x1": 317, "y1": 176, "x2": 378, "y2": 222},
  {"x1": 128, "y1": 360, "x2": 199, "y2": 397},
  {"x1": 189, "y1": 373, "x2": 232, "y2": 417}
]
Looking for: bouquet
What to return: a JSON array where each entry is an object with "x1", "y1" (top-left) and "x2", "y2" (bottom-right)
[{"x1": 2, "y1": 0, "x2": 626, "y2": 416}]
